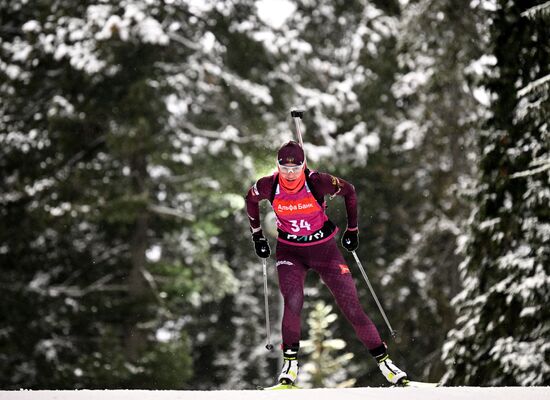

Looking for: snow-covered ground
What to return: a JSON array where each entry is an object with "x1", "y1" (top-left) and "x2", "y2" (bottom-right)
[{"x1": 1, "y1": 387, "x2": 549, "y2": 400}]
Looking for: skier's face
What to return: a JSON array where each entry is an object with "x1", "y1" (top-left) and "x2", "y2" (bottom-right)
[{"x1": 278, "y1": 163, "x2": 304, "y2": 181}]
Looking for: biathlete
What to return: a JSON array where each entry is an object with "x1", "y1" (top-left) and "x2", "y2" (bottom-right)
[{"x1": 245, "y1": 140, "x2": 408, "y2": 386}]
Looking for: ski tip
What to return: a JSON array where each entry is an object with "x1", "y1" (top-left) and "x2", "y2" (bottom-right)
[
  {"x1": 401, "y1": 379, "x2": 440, "y2": 388},
  {"x1": 258, "y1": 383, "x2": 301, "y2": 390}
]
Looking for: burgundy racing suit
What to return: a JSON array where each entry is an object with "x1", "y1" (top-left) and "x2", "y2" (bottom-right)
[{"x1": 246, "y1": 170, "x2": 385, "y2": 354}]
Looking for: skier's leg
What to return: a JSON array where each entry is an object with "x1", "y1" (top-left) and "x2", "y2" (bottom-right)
[
  {"x1": 276, "y1": 242, "x2": 307, "y2": 384},
  {"x1": 312, "y1": 240, "x2": 383, "y2": 350},
  {"x1": 276, "y1": 242, "x2": 308, "y2": 349},
  {"x1": 310, "y1": 240, "x2": 408, "y2": 384}
]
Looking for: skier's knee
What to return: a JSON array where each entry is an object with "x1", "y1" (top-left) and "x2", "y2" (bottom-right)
[{"x1": 283, "y1": 292, "x2": 304, "y2": 315}]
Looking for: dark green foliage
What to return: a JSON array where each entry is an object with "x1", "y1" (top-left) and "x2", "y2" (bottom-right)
[
  {"x1": 2, "y1": 0, "x2": 548, "y2": 390},
  {"x1": 0, "y1": 0, "x2": 269, "y2": 389},
  {"x1": 442, "y1": 0, "x2": 550, "y2": 386}
]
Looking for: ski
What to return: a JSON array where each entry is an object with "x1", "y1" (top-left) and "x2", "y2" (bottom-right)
[
  {"x1": 257, "y1": 381, "x2": 437, "y2": 390},
  {"x1": 257, "y1": 383, "x2": 301, "y2": 390},
  {"x1": 400, "y1": 379, "x2": 439, "y2": 388}
]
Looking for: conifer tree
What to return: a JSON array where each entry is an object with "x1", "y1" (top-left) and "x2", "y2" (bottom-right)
[
  {"x1": 376, "y1": 0, "x2": 491, "y2": 380},
  {"x1": 0, "y1": 0, "x2": 284, "y2": 388},
  {"x1": 300, "y1": 301, "x2": 356, "y2": 388},
  {"x1": 442, "y1": 0, "x2": 550, "y2": 385}
]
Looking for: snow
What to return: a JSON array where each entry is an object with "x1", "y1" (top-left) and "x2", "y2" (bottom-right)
[
  {"x1": 470, "y1": 0, "x2": 498, "y2": 11},
  {"x1": 146, "y1": 245, "x2": 162, "y2": 262},
  {"x1": 256, "y1": 0, "x2": 296, "y2": 29},
  {"x1": 203, "y1": 62, "x2": 273, "y2": 105},
  {"x1": 2, "y1": 388, "x2": 549, "y2": 400},
  {"x1": 473, "y1": 87, "x2": 491, "y2": 106}
]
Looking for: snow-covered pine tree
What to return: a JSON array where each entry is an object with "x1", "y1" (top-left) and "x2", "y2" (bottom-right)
[
  {"x1": 517, "y1": 1, "x2": 550, "y2": 126},
  {"x1": 0, "y1": 0, "x2": 285, "y2": 388},
  {"x1": 442, "y1": 0, "x2": 550, "y2": 386},
  {"x1": 376, "y1": 0, "x2": 493, "y2": 381},
  {"x1": 300, "y1": 301, "x2": 356, "y2": 388}
]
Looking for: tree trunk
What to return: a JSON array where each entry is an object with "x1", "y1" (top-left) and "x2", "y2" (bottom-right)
[{"x1": 125, "y1": 154, "x2": 149, "y2": 361}]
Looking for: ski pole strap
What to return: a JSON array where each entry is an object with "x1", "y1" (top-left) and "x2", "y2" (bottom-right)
[
  {"x1": 369, "y1": 343, "x2": 389, "y2": 362},
  {"x1": 351, "y1": 251, "x2": 397, "y2": 338}
]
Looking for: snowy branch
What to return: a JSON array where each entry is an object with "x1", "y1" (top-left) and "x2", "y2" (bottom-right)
[
  {"x1": 168, "y1": 32, "x2": 202, "y2": 51},
  {"x1": 510, "y1": 160, "x2": 550, "y2": 179},
  {"x1": 148, "y1": 204, "x2": 195, "y2": 221},
  {"x1": 180, "y1": 122, "x2": 264, "y2": 144},
  {"x1": 53, "y1": 135, "x2": 107, "y2": 181},
  {"x1": 139, "y1": 267, "x2": 175, "y2": 318},
  {"x1": 517, "y1": 74, "x2": 550, "y2": 98},
  {"x1": 520, "y1": 1, "x2": 550, "y2": 20},
  {"x1": 34, "y1": 274, "x2": 126, "y2": 298},
  {"x1": 203, "y1": 62, "x2": 273, "y2": 106}
]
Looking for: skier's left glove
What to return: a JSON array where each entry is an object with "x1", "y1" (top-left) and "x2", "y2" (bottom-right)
[
  {"x1": 341, "y1": 229, "x2": 359, "y2": 252},
  {"x1": 252, "y1": 230, "x2": 271, "y2": 258}
]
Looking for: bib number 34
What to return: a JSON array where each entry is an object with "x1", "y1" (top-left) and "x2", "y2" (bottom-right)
[{"x1": 290, "y1": 219, "x2": 312, "y2": 232}]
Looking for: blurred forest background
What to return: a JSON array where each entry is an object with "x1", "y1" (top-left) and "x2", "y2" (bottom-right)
[{"x1": 1, "y1": 0, "x2": 548, "y2": 390}]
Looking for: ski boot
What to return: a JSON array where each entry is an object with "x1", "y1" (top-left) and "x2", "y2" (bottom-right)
[
  {"x1": 260, "y1": 345, "x2": 300, "y2": 390},
  {"x1": 377, "y1": 354, "x2": 408, "y2": 385},
  {"x1": 370, "y1": 344, "x2": 408, "y2": 385},
  {"x1": 278, "y1": 345, "x2": 299, "y2": 385}
]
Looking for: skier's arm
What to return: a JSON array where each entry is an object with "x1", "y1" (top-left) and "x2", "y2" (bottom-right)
[
  {"x1": 245, "y1": 175, "x2": 275, "y2": 258},
  {"x1": 245, "y1": 175, "x2": 274, "y2": 233},
  {"x1": 313, "y1": 172, "x2": 358, "y2": 229}
]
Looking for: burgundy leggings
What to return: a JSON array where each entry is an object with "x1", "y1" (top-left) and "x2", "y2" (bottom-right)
[{"x1": 276, "y1": 239, "x2": 383, "y2": 351}]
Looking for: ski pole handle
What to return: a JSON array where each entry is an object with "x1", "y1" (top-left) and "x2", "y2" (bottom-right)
[
  {"x1": 351, "y1": 251, "x2": 398, "y2": 339},
  {"x1": 290, "y1": 109, "x2": 304, "y2": 119}
]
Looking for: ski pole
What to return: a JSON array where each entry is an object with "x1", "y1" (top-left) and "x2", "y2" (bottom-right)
[
  {"x1": 290, "y1": 108, "x2": 306, "y2": 162},
  {"x1": 262, "y1": 258, "x2": 274, "y2": 351},
  {"x1": 351, "y1": 250, "x2": 398, "y2": 339}
]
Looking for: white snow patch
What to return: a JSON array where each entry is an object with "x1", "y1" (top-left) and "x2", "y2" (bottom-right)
[
  {"x1": 201, "y1": 32, "x2": 216, "y2": 52},
  {"x1": 393, "y1": 120, "x2": 423, "y2": 150},
  {"x1": 187, "y1": 0, "x2": 215, "y2": 15},
  {"x1": 146, "y1": 245, "x2": 161, "y2": 262},
  {"x1": 473, "y1": 87, "x2": 491, "y2": 106},
  {"x1": 469, "y1": 0, "x2": 498, "y2": 11},
  {"x1": 256, "y1": 0, "x2": 296, "y2": 29},
  {"x1": 392, "y1": 68, "x2": 433, "y2": 98},
  {"x1": 22, "y1": 20, "x2": 41, "y2": 33},
  {"x1": 204, "y1": 62, "x2": 272, "y2": 105},
  {"x1": 1, "y1": 387, "x2": 549, "y2": 399}
]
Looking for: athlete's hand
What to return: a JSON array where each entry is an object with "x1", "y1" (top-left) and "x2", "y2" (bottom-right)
[
  {"x1": 341, "y1": 229, "x2": 359, "y2": 252},
  {"x1": 252, "y1": 231, "x2": 271, "y2": 258}
]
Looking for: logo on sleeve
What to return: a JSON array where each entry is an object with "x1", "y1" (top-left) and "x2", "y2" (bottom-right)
[
  {"x1": 331, "y1": 176, "x2": 342, "y2": 189},
  {"x1": 339, "y1": 264, "x2": 350, "y2": 274},
  {"x1": 276, "y1": 260, "x2": 294, "y2": 267}
]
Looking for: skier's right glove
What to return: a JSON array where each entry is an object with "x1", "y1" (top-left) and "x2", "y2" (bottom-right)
[{"x1": 252, "y1": 230, "x2": 271, "y2": 258}]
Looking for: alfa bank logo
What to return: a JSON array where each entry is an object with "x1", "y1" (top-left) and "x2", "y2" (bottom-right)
[
  {"x1": 277, "y1": 202, "x2": 314, "y2": 212},
  {"x1": 273, "y1": 198, "x2": 320, "y2": 215}
]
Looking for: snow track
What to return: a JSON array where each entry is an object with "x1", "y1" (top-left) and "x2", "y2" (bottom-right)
[{"x1": 2, "y1": 387, "x2": 549, "y2": 400}]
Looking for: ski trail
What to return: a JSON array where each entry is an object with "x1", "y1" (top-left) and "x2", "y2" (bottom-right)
[{"x1": 2, "y1": 387, "x2": 549, "y2": 400}]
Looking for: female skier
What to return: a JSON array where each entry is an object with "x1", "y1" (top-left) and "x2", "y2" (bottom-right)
[{"x1": 245, "y1": 140, "x2": 408, "y2": 386}]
